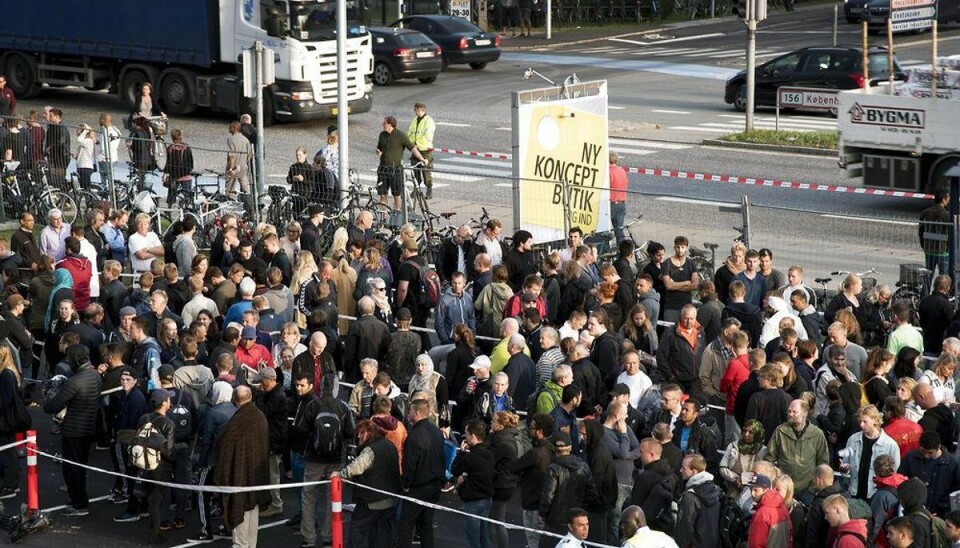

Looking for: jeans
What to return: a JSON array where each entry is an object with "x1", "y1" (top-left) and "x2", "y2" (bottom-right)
[
  {"x1": 0, "y1": 433, "x2": 19, "y2": 489},
  {"x1": 926, "y1": 253, "x2": 950, "y2": 278},
  {"x1": 290, "y1": 451, "x2": 305, "y2": 516},
  {"x1": 522, "y1": 509, "x2": 541, "y2": 548},
  {"x1": 396, "y1": 482, "x2": 441, "y2": 548},
  {"x1": 62, "y1": 435, "x2": 93, "y2": 508},
  {"x1": 147, "y1": 463, "x2": 173, "y2": 537},
  {"x1": 168, "y1": 446, "x2": 192, "y2": 520},
  {"x1": 611, "y1": 201, "x2": 627, "y2": 243},
  {"x1": 463, "y1": 498, "x2": 492, "y2": 548}
]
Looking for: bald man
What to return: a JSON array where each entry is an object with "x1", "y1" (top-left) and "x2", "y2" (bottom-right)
[
  {"x1": 440, "y1": 224, "x2": 473, "y2": 281},
  {"x1": 620, "y1": 506, "x2": 679, "y2": 548},
  {"x1": 292, "y1": 332, "x2": 336, "y2": 391}
]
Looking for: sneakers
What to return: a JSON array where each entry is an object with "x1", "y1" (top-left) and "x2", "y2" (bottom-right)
[
  {"x1": 159, "y1": 520, "x2": 172, "y2": 531},
  {"x1": 109, "y1": 489, "x2": 128, "y2": 505},
  {"x1": 212, "y1": 525, "x2": 231, "y2": 539},
  {"x1": 209, "y1": 505, "x2": 223, "y2": 518},
  {"x1": 259, "y1": 506, "x2": 283, "y2": 518},
  {"x1": 174, "y1": 518, "x2": 186, "y2": 529},
  {"x1": 58, "y1": 484, "x2": 68, "y2": 493},
  {"x1": 0, "y1": 488, "x2": 19, "y2": 500},
  {"x1": 114, "y1": 511, "x2": 141, "y2": 523},
  {"x1": 188, "y1": 529, "x2": 214, "y2": 542},
  {"x1": 61, "y1": 506, "x2": 90, "y2": 517},
  {"x1": 440, "y1": 480, "x2": 456, "y2": 493}
]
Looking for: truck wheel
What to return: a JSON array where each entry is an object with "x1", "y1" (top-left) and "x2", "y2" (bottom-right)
[
  {"x1": 120, "y1": 70, "x2": 149, "y2": 111},
  {"x1": 160, "y1": 70, "x2": 197, "y2": 116},
  {"x1": 928, "y1": 154, "x2": 960, "y2": 193},
  {"x1": 5, "y1": 53, "x2": 41, "y2": 98}
]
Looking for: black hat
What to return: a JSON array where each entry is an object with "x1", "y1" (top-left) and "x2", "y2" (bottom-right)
[
  {"x1": 307, "y1": 204, "x2": 325, "y2": 217},
  {"x1": 157, "y1": 364, "x2": 175, "y2": 380},
  {"x1": 553, "y1": 431, "x2": 573, "y2": 449}
]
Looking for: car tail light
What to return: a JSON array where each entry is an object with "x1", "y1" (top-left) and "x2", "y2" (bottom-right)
[
  {"x1": 436, "y1": 47, "x2": 442, "y2": 54},
  {"x1": 494, "y1": 35, "x2": 502, "y2": 47},
  {"x1": 394, "y1": 47, "x2": 412, "y2": 58},
  {"x1": 850, "y1": 73, "x2": 866, "y2": 88},
  {"x1": 458, "y1": 37, "x2": 468, "y2": 50}
]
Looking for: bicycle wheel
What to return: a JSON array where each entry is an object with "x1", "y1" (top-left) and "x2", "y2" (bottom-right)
[
  {"x1": 367, "y1": 202, "x2": 394, "y2": 228},
  {"x1": 42, "y1": 190, "x2": 78, "y2": 225},
  {"x1": 154, "y1": 140, "x2": 166, "y2": 170}
]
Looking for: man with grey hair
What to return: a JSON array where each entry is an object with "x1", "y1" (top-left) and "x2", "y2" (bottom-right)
[
  {"x1": 491, "y1": 317, "x2": 528, "y2": 374},
  {"x1": 943, "y1": 337, "x2": 960, "y2": 358},
  {"x1": 292, "y1": 331, "x2": 335, "y2": 389},
  {"x1": 535, "y1": 327, "x2": 564, "y2": 389},
  {"x1": 823, "y1": 321, "x2": 868, "y2": 380},
  {"x1": 503, "y1": 333, "x2": 536, "y2": 411},
  {"x1": 223, "y1": 277, "x2": 256, "y2": 326},
  {"x1": 343, "y1": 295, "x2": 390, "y2": 383},
  {"x1": 535, "y1": 364, "x2": 572, "y2": 414},
  {"x1": 40, "y1": 208, "x2": 70, "y2": 261}
]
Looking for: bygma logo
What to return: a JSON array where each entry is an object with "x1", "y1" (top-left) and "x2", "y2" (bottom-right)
[{"x1": 848, "y1": 102, "x2": 925, "y2": 128}]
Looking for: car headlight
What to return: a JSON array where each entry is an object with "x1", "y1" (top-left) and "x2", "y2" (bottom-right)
[{"x1": 291, "y1": 91, "x2": 314, "y2": 101}]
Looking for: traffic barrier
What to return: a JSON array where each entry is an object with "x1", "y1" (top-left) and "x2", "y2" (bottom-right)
[
  {"x1": 433, "y1": 146, "x2": 933, "y2": 199},
  {"x1": 26, "y1": 431, "x2": 38, "y2": 514},
  {"x1": 331, "y1": 475, "x2": 343, "y2": 548}
]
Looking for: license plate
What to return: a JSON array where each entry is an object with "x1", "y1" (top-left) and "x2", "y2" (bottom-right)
[
  {"x1": 475, "y1": 39, "x2": 491, "y2": 46},
  {"x1": 416, "y1": 51, "x2": 434, "y2": 58}
]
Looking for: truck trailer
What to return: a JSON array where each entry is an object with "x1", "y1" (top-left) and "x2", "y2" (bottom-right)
[{"x1": 0, "y1": 0, "x2": 374, "y2": 122}]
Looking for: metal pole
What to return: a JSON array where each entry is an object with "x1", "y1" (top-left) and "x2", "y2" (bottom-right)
[
  {"x1": 101, "y1": 126, "x2": 116, "y2": 209},
  {"x1": 745, "y1": 18, "x2": 756, "y2": 131},
  {"x1": 337, "y1": 0, "x2": 349, "y2": 208},
  {"x1": 546, "y1": 0, "x2": 552, "y2": 39},
  {"x1": 711, "y1": 0, "x2": 715, "y2": 18},
  {"x1": 253, "y1": 41, "x2": 264, "y2": 226},
  {"x1": 862, "y1": 21, "x2": 870, "y2": 94},
  {"x1": 950, "y1": 175, "x2": 959, "y2": 295},
  {"x1": 887, "y1": 18, "x2": 894, "y2": 95},
  {"x1": 832, "y1": 5, "x2": 838, "y2": 46},
  {"x1": 741, "y1": 194, "x2": 751, "y2": 249},
  {"x1": 932, "y1": 21, "x2": 939, "y2": 98}
]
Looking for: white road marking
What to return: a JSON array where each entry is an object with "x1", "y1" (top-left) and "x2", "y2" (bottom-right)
[
  {"x1": 820, "y1": 214, "x2": 915, "y2": 226},
  {"x1": 669, "y1": 126, "x2": 732, "y2": 133},
  {"x1": 495, "y1": 183, "x2": 513, "y2": 187},
  {"x1": 609, "y1": 32, "x2": 725, "y2": 46},
  {"x1": 43, "y1": 494, "x2": 112, "y2": 513},
  {"x1": 435, "y1": 122, "x2": 472, "y2": 127},
  {"x1": 170, "y1": 519, "x2": 288, "y2": 548},
  {"x1": 495, "y1": 127, "x2": 512, "y2": 131},
  {"x1": 652, "y1": 109, "x2": 691, "y2": 114},
  {"x1": 609, "y1": 106, "x2": 626, "y2": 110},
  {"x1": 608, "y1": 138, "x2": 692, "y2": 149}
]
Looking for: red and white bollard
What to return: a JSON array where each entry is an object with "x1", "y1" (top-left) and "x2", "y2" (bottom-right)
[
  {"x1": 26, "y1": 430, "x2": 38, "y2": 514},
  {"x1": 331, "y1": 475, "x2": 343, "y2": 548}
]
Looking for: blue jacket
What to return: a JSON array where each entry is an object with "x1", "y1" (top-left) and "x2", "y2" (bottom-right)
[
  {"x1": 550, "y1": 405, "x2": 581, "y2": 456},
  {"x1": 200, "y1": 401, "x2": 237, "y2": 467},
  {"x1": 898, "y1": 447, "x2": 960, "y2": 515},
  {"x1": 434, "y1": 289, "x2": 476, "y2": 344}
]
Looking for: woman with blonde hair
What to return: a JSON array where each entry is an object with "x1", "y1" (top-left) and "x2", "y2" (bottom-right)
[
  {"x1": 920, "y1": 354, "x2": 957, "y2": 405},
  {"x1": 896, "y1": 377, "x2": 923, "y2": 422},
  {"x1": 328, "y1": 227, "x2": 357, "y2": 333},
  {"x1": 282, "y1": 221, "x2": 302, "y2": 269},
  {"x1": 619, "y1": 303, "x2": 657, "y2": 357},
  {"x1": 773, "y1": 475, "x2": 806, "y2": 548},
  {"x1": 291, "y1": 250, "x2": 318, "y2": 328},
  {"x1": 835, "y1": 308, "x2": 864, "y2": 345},
  {"x1": 0, "y1": 343, "x2": 28, "y2": 497},
  {"x1": 824, "y1": 273, "x2": 862, "y2": 325}
]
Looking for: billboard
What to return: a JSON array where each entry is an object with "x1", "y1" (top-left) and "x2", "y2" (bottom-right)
[{"x1": 512, "y1": 81, "x2": 610, "y2": 243}]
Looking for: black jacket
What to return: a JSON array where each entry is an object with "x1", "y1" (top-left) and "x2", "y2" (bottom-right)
[
  {"x1": 571, "y1": 357, "x2": 606, "y2": 417},
  {"x1": 508, "y1": 437, "x2": 553, "y2": 510},
  {"x1": 675, "y1": 473, "x2": 723, "y2": 548},
  {"x1": 502, "y1": 353, "x2": 536, "y2": 412},
  {"x1": 43, "y1": 364, "x2": 102, "y2": 437},
  {"x1": 583, "y1": 420, "x2": 618, "y2": 511},
  {"x1": 450, "y1": 441, "x2": 496, "y2": 501},
  {"x1": 401, "y1": 417, "x2": 446, "y2": 490},
  {"x1": 733, "y1": 372, "x2": 761, "y2": 427},
  {"x1": 558, "y1": 268, "x2": 593, "y2": 323},
  {"x1": 542, "y1": 273, "x2": 562, "y2": 325},
  {"x1": 137, "y1": 411, "x2": 176, "y2": 462},
  {"x1": 488, "y1": 427, "x2": 520, "y2": 498},
  {"x1": 289, "y1": 392, "x2": 317, "y2": 454},
  {"x1": 656, "y1": 324, "x2": 705, "y2": 384},
  {"x1": 540, "y1": 453, "x2": 603, "y2": 530},
  {"x1": 919, "y1": 404, "x2": 957, "y2": 452},
  {"x1": 672, "y1": 417, "x2": 721, "y2": 472},
  {"x1": 502, "y1": 248, "x2": 538, "y2": 292},
  {"x1": 439, "y1": 237, "x2": 471, "y2": 282},
  {"x1": 300, "y1": 220, "x2": 323, "y2": 265},
  {"x1": 899, "y1": 447, "x2": 960, "y2": 516},
  {"x1": 919, "y1": 292, "x2": 954, "y2": 354},
  {"x1": 301, "y1": 394, "x2": 355, "y2": 463},
  {"x1": 628, "y1": 458, "x2": 678, "y2": 531},
  {"x1": 805, "y1": 481, "x2": 844, "y2": 548},
  {"x1": 349, "y1": 437, "x2": 402, "y2": 506},
  {"x1": 343, "y1": 315, "x2": 390, "y2": 383},
  {"x1": 722, "y1": 302, "x2": 762, "y2": 347},
  {"x1": 591, "y1": 330, "x2": 623, "y2": 389},
  {"x1": 101, "y1": 279, "x2": 128, "y2": 331},
  {"x1": 255, "y1": 385, "x2": 288, "y2": 455},
  {"x1": 744, "y1": 389, "x2": 792, "y2": 444}
]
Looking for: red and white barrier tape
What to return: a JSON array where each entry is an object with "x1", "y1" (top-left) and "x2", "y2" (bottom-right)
[{"x1": 434, "y1": 147, "x2": 933, "y2": 199}]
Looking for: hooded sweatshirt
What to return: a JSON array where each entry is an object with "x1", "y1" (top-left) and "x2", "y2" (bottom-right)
[
  {"x1": 676, "y1": 470, "x2": 723, "y2": 548},
  {"x1": 476, "y1": 281, "x2": 513, "y2": 338},
  {"x1": 173, "y1": 363, "x2": 215, "y2": 408},
  {"x1": 897, "y1": 478, "x2": 931, "y2": 548},
  {"x1": 57, "y1": 253, "x2": 92, "y2": 312},
  {"x1": 760, "y1": 296, "x2": 808, "y2": 346},
  {"x1": 748, "y1": 488, "x2": 791, "y2": 548},
  {"x1": 831, "y1": 519, "x2": 869, "y2": 548},
  {"x1": 372, "y1": 413, "x2": 407, "y2": 469},
  {"x1": 871, "y1": 473, "x2": 908, "y2": 546}
]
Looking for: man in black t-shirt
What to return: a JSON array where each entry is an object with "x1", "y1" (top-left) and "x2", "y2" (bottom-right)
[
  {"x1": 395, "y1": 238, "x2": 429, "y2": 347},
  {"x1": 660, "y1": 235, "x2": 699, "y2": 324},
  {"x1": 376, "y1": 115, "x2": 424, "y2": 211}
]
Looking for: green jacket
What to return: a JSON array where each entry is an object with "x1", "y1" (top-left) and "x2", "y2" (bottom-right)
[
  {"x1": 764, "y1": 421, "x2": 829, "y2": 491},
  {"x1": 535, "y1": 380, "x2": 563, "y2": 415}
]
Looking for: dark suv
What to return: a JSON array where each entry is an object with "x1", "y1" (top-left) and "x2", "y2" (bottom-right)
[
  {"x1": 724, "y1": 47, "x2": 905, "y2": 112},
  {"x1": 370, "y1": 27, "x2": 443, "y2": 86}
]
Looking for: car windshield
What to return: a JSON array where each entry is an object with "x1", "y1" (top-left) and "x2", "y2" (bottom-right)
[{"x1": 285, "y1": 0, "x2": 368, "y2": 41}]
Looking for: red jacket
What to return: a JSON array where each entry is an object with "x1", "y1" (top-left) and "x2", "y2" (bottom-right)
[
  {"x1": 828, "y1": 518, "x2": 868, "y2": 548},
  {"x1": 883, "y1": 417, "x2": 923, "y2": 459},
  {"x1": 720, "y1": 354, "x2": 750, "y2": 414},
  {"x1": 56, "y1": 255, "x2": 92, "y2": 312},
  {"x1": 235, "y1": 343, "x2": 275, "y2": 371},
  {"x1": 748, "y1": 489, "x2": 792, "y2": 548},
  {"x1": 501, "y1": 293, "x2": 547, "y2": 320}
]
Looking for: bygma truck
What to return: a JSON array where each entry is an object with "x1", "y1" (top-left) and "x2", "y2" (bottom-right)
[
  {"x1": 837, "y1": 57, "x2": 960, "y2": 193},
  {"x1": 0, "y1": 0, "x2": 374, "y2": 122}
]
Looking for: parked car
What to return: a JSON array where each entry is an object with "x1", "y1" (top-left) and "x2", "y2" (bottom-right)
[
  {"x1": 390, "y1": 14, "x2": 501, "y2": 70},
  {"x1": 723, "y1": 47, "x2": 905, "y2": 112},
  {"x1": 369, "y1": 27, "x2": 443, "y2": 86},
  {"x1": 843, "y1": 0, "x2": 871, "y2": 23}
]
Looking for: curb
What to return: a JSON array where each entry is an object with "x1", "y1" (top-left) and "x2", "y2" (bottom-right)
[{"x1": 702, "y1": 139, "x2": 837, "y2": 157}]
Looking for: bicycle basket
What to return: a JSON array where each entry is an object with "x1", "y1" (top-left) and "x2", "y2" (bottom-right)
[
  {"x1": 133, "y1": 191, "x2": 157, "y2": 214},
  {"x1": 150, "y1": 120, "x2": 167, "y2": 136}
]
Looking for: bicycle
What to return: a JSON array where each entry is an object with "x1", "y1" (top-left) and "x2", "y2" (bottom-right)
[
  {"x1": 891, "y1": 265, "x2": 932, "y2": 320},
  {"x1": 3, "y1": 162, "x2": 79, "y2": 224},
  {"x1": 144, "y1": 115, "x2": 168, "y2": 170}
]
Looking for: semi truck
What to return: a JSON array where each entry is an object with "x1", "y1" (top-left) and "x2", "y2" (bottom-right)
[
  {"x1": 837, "y1": 68, "x2": 960, "y2": 193},
  {"x1": 0, "y1": 0, "x2": 375, "y2": 122}
]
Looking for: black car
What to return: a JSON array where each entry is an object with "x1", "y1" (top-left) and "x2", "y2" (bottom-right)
[
  {"x1": 390, "y1": 14, "x2": 501, "y2": 70},
  {"x1": 723, "y1": 47, "x2": 905, "y2": 112},
  {"x1": 843, "y1": 0, "x2": 871, "y2": 23},
  {"x1": 369, "y1": 27, "x2": 443, "y2": 86}
]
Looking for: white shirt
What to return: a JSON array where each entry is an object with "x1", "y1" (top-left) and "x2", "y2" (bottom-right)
[
  {"x1": 558, "y1": 322, "x2": 580, "y2": 343},
  {"x1": 78, "y1": 238, "x2": 100, "y2": 297},
  {"x1": 76, "y1": 134, "x2": 95, "y2": 169},
  {"x1": 920, "y1": 369, "x2": 957, "y2": 405},
  {"x1": 97, "y1": 125, "x2": 122, "y2": 163},
  {"x1": 483, "y1": 236, "x2": 502, "y2": 266},
  {"x1": 622, "y1": 526, "x2": 680, "y2": 548},
  {"x1": 617, "y1": 370, "x2": 653, "y2": 409},
  {"x1": 128, "y1": 231, "x2": 162, "y2": 272},
  {"x1": 555, "y1": 532, "x2": 586, "y2": 547},
  {"x1": 181, "y1": 294, "x2": 219, "y2": 326}
]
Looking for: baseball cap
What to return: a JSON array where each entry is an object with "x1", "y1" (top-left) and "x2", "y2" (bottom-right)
[
  {"x1": 522, "y1": 291, "x2": 538, "y2": 303},
  {"x1": 396, "y1": 307, "x2": 412, "y2": 321},
  {"x1": 149, "y1": 388, "x2": 172, "y2": 408},
  {"x1": 308, "y1": 204, "x2": 325, "y2": 217},
  {"x1": 747, "y1": 473, "x2": 772, "y2": 489},
  {"x1": 157, "y1": 364, "x2": 175, "y2": 379},
  {"x1": 469, "y1": 355, "x2": 492, "y2": 370},
  {"x1": 119, "y1": 306, "x2": 137, "y2": 317},
  {"x1": 241, "y1": 326, "x2": 257, "y2": 340},
  {"x1": 553, "y1": 431, "x2": 573, "y2": 449},
  {"x1": 610, "y1": 383, "x2": 630, "y2": 397},
  {"x1": 256, "y1": 367, "x2": 278, "y2": 382}
]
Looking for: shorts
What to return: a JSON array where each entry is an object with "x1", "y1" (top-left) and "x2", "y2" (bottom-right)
[
  {"x1": 377, "y1": 165, "x2": 404, "y2": 196},
  {"x1": 521, "y1": 8, "x2": 532, "y2": 23}
]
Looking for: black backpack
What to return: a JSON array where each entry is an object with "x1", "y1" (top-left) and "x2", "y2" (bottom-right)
[
  {"x1": 717, "y1": 494, "x2": 748, "y2": 548},
  {"x1": 312, "y1": 400, "x2": 344, "y2": 458},
  {"x1": 168, "y1": 390, "x2": 193, "y2": 443},
  {"x1": 526, "y1": 386, "x2": 559, "y2": 423}
]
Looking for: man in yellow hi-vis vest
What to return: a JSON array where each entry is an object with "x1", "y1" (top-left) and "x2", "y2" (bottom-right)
[{"x1": 406, "y1": 102, "x2": 436, "y2": 199}]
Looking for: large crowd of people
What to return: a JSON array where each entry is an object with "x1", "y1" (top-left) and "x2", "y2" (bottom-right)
[{"x1": 0, "y1": 107, "x2": 959, "y2": 548}]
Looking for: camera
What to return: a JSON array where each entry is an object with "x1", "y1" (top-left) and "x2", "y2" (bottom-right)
[{"x1": 837, "y1": 448, "x2": 853, "y2": 460}]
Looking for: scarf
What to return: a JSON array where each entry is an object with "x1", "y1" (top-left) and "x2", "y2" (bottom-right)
[
  {"x1": 408, "y1": 354, "x2": 436, "y2": 395},
  {"x1": 45, "y1": 268, "x2": 74, "y2": 331},
  {"x1": 738, "y1": 419, "x2": 765, "y2": 455}
]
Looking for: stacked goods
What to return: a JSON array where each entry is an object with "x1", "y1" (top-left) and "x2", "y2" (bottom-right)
[{"x1": 893, "y1": 55, "x2": 960, "y2": 98}]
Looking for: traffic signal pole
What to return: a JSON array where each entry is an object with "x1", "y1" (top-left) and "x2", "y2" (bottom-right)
[{"x1": 746, "y1": 18, "x2": 756, "y2": 131}]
